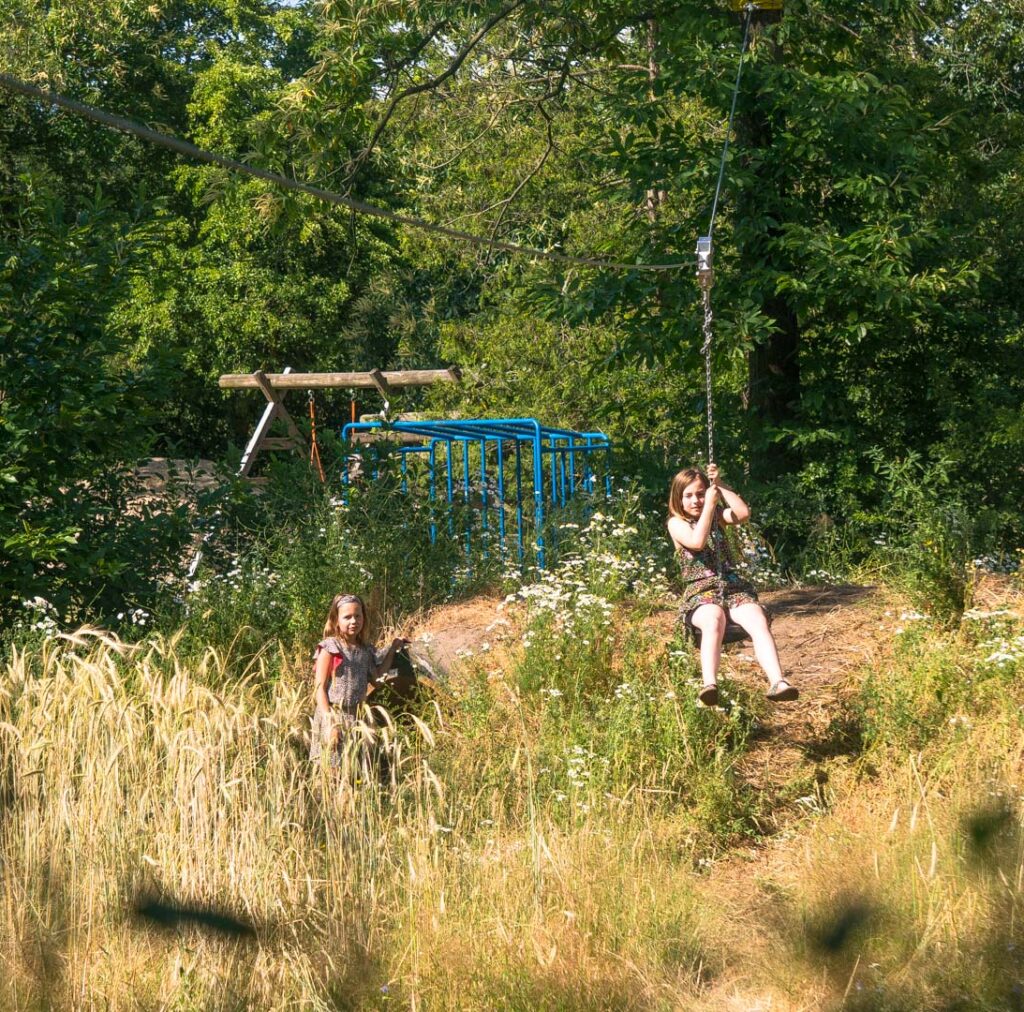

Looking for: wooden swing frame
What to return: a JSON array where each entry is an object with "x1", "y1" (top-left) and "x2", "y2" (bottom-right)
[{"x1": 218, "y1": 367, "x2": 461, "y2": 478}]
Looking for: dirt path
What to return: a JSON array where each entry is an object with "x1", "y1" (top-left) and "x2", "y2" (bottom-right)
[
  {"x1": 410, "y1": 584, "x2": 890, "y2": 797},
  {"x1": 408, "y1": 583, "x2": 895, "y2": 1009},
  {"x1": 722, "y1": 584, "x2": 885, "y2": 806}
]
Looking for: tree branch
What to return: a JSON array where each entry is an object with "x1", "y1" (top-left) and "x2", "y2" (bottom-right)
[
  {"x1": 347, "y1": 0, "x2": 528, "y2": 181},
  {"x1": 485, "y1": 102, "x2": 556, "y2": 254}
]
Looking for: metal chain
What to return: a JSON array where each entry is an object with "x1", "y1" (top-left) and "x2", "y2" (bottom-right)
[
  {"x1": 693, "y1": 3, "x2": 754, "y2": 468},
  {"x1": 701, "y1": 285, "x2": 715, "y2": 465}
]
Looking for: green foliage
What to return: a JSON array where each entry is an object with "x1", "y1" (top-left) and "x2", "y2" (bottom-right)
[
  {"x1": 859, "y1": 607, "x2": 1024, "y2": 756},
  {"x1": 2, "y1": 0, "x2": 1023, "y2": 620},
  {"x1": 0, "y1": 191, "x2": 192, "y2": 625},
  {"x1": 448, "y1": 504, "x2": 762, "y2": 847},
  {"x1": 177, "y1": 450, "x2": 500, "y2": 664},
  {"x1": 860, "y1": 452, "x2": 975, "y2": 624}
]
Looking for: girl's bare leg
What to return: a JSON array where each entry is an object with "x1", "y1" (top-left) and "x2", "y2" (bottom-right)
[
  {"x1": 728, "y1": 602, "x2": 785, "y2": 686},
  {"x1": 691, "y1": 604, "x2": 727, "y2": 688}
]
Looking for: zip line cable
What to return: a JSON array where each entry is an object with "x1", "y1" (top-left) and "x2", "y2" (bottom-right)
[
  {"x1": 4, "y1": 10, "x2": 756, "y2": 457},
  {"x1": 706, "y1": 6, "x2": 754, "y2": 240},
  {"x1": 0, "y1": 71, "x2": 686, "y2": 274},
  {"x1": 697, "y1": 3, "x2": 755, "y2": 465}
]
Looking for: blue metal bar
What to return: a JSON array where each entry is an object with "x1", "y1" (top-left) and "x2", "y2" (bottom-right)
[
  {"x1": 444, "y1": 440, "x2": 454, "y2": 503},
  {"x1": 462, "y1": 440, "x2": 471, "y2": 559},
  {"x1": 515, "y1": 438, "x2": 524, "y2": 564},
  {"x1": 336, "y1": 417, "x2": 610, "y2": 570},
  {"x1": 567, "y1": 434, "x2": 577, "y2": 498},
  {"x1": 496, "y1": 439, "x2": 507, "y2": 563},
  {"x1": 547, "y1": 433, "x2": 557, "y2": 506},
  {"x1": 428, "y1": 441, "x2": 437, "y2": 545},
  {"x1": 531, "y1": 420, "x2": 545, "y2": 568},
  {"x1": 445, "y1": 439, "x2": 455, "y2": 540},
  {"x1": 558, "y1": 438, "x2": 567, "y2": 508},
  {"x1": 479, "y1": 438, "x2": 489, "y2": 557},
  {"x1": 342, "y1": 418, "x2": 594, "y2": 443}
]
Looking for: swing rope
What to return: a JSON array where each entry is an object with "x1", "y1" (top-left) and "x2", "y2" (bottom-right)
[
  {"x1": 697, "y1": 3, "x2": 755, "y2": 467},
  {"x1": 309, "y1": 392, "x2": 326, "y2": 483}
]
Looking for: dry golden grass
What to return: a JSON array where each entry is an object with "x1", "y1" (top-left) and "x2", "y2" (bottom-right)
[
  {"x1": 3, "y1": 583, "x2": 1022, "y2": 1010},
  {"x1": 0, "y1": 630, "x2": 716, "y2": 1009}
]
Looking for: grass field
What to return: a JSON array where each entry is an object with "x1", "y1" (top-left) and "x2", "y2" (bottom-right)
[{"x1": 3, "y1": 503, "x2": 1022, "y2": 1009}]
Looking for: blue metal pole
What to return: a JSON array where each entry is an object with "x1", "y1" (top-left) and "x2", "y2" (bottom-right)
[
  {"x1": 496, "y1": 438, "x2": 507, "y2": 563},
  {"x1": 463, "y1": 439, "x2": 471, "y2": 559},
  {"x1": 428, "y1": 441, "x2": 437, "y2": 545},
  {"x1": 567, "y1": 435, "x2": 577, "y2": 501},
  {"x1": 445, "y1": 439, "x2": 455, "y2": 540},
  {"x1": 515, "y1": 438, "x2": 524, "y2": 564},
  {"x1": 558, "y1": 439, "x2": 567, "y2": 507},
  {"x1": 479, "y1": 438, "x2": 489, "y2": 558},
  {"x1": 548, "y1": 432, "x2": 557, "y2": 505},
  {"x1": 532, "y1": 421, "x2": 545, "y2": 568}
]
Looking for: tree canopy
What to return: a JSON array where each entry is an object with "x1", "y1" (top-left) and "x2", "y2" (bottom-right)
[{"x1": 1, "y1": 0, "x2": 1022, "y2": 619}]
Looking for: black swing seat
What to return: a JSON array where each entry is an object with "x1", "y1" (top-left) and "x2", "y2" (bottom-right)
[
  {"x1": 683, "y1": 606, "x2": 773, "y2": 648},
  {"x1": 367, "y1": 646, "x2": 443, "y2": 718},
  {"x1": 369, "y1": 648, "x2": 421, "y2": 712}
]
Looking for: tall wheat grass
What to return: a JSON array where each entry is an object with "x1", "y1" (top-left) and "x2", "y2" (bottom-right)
[
  {"x1": 4, "y1": 567, "x2": 1021, "y2": 1010},
  {"x1": 0, "y1": 629, "x2": 723, "y2": 1010}
]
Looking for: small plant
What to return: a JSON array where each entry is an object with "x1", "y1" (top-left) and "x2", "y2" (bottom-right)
[{"x1": 862, "y1": 451, "x2": 976, "y2": 625}]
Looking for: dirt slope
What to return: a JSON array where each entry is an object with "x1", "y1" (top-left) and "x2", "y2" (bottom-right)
[{"x1": 409, "y1": 584, "x2": 889, "y2": 809}]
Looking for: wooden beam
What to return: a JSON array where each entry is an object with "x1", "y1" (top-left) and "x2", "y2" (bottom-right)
[
  {"x1": 252, "y1": 370, "x2": 306, "y2": 449},
  {"x1": 238, "y1": 367, "x2": 308, "y2": 478},
  {"x1": 238, "y1": 375, "x2": 281, "y2": 478},
  {"x1": 367, "y1": 368, "x2": 391, "y2": 400},
  {"x1": 218, "y1": 368, "x2": 461, "y2": 390},
  {"x1": 260, "y1": 437, "x2": 303, "y2": 450}
]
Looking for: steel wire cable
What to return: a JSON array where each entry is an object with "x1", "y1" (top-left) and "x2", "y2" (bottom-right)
[
  {"x1": 0, "y1": 71, "x2": 686, "y2": 274},
  {"x1": 699, "y1": 3, "x2": 755, "y2": 464}
]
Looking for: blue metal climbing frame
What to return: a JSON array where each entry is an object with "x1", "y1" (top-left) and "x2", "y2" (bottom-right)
[{"x1": 340, "y1": 418, "x2": 612, "y2": 569}]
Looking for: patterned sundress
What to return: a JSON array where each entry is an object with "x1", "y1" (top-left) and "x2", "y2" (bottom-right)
[
  {"x1": 308, "y1": 637, "x2": 384, "y2": 764},
  {"x1": 675, "y1": 511, "x2": 758, "y2": 623}
]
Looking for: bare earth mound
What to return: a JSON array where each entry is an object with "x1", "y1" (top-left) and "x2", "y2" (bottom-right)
[{"x1": 410, "y1": 584, "x2": 889, "y2": 804}]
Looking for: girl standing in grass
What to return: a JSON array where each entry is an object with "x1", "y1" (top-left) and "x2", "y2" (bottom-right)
[
  {"x1": 309, "y1": 593, "x2": 407, "y2": 764},
  {"x1": 667, "y1": 464, "x2": 798, "y2": 707}
]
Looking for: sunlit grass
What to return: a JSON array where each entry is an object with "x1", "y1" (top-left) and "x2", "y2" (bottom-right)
[
  {"x1": 0, "y1": 626, "x2": 730, "y2": 1009},
  {"x1": 3, "y1": 486, "x2": 1021, "y2": 1009}
]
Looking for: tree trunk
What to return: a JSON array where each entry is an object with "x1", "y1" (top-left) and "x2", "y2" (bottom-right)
[
  {"x1": 738, "y1": 24, "x2": 801, "y2": 480},
  {"x1": 645, "y1": 19, "x2": 666, "y2": 222}
]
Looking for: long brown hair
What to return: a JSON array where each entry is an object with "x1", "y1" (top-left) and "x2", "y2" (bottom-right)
[
  {"x1": 322, "y1": 593, "x2": 367, "y2": 644},
  {"x1": 668, "y1": 467, "x2": 708, "y2": 520}
]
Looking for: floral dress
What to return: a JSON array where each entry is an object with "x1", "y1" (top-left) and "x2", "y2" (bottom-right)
[
  {"x1": 675, "y1": 512, "x2": 758, "y2": 623},
  {"x1": 308, "y1": 637, "x2": 383, "y2": 763}
]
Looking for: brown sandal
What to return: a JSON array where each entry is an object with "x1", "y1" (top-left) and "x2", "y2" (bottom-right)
[
  {"x1": 767, "y1": 679, "x2": 799, "y2": 702},
  {"x1": 698, "y1": 683, "x2": 720, "y2": 707}
]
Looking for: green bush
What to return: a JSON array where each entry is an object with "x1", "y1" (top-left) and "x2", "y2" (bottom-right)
[
  {"x1": 175, "y1": 449, "x2": 503, "y2": 667},
  {"x1": 448, "y1": 501, "x2": 762, "y2": 847},
  {"x1": 0, "y1": 190, "x2": 194, "y2": 629}
]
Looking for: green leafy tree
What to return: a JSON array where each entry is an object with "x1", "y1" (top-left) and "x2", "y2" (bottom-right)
[
  {"x1": 326, "y1": 1, "x2": 1022, "y2": 536},
  {"x1": 0, "y1": 189, "x2": 193, "y2": 624}
]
